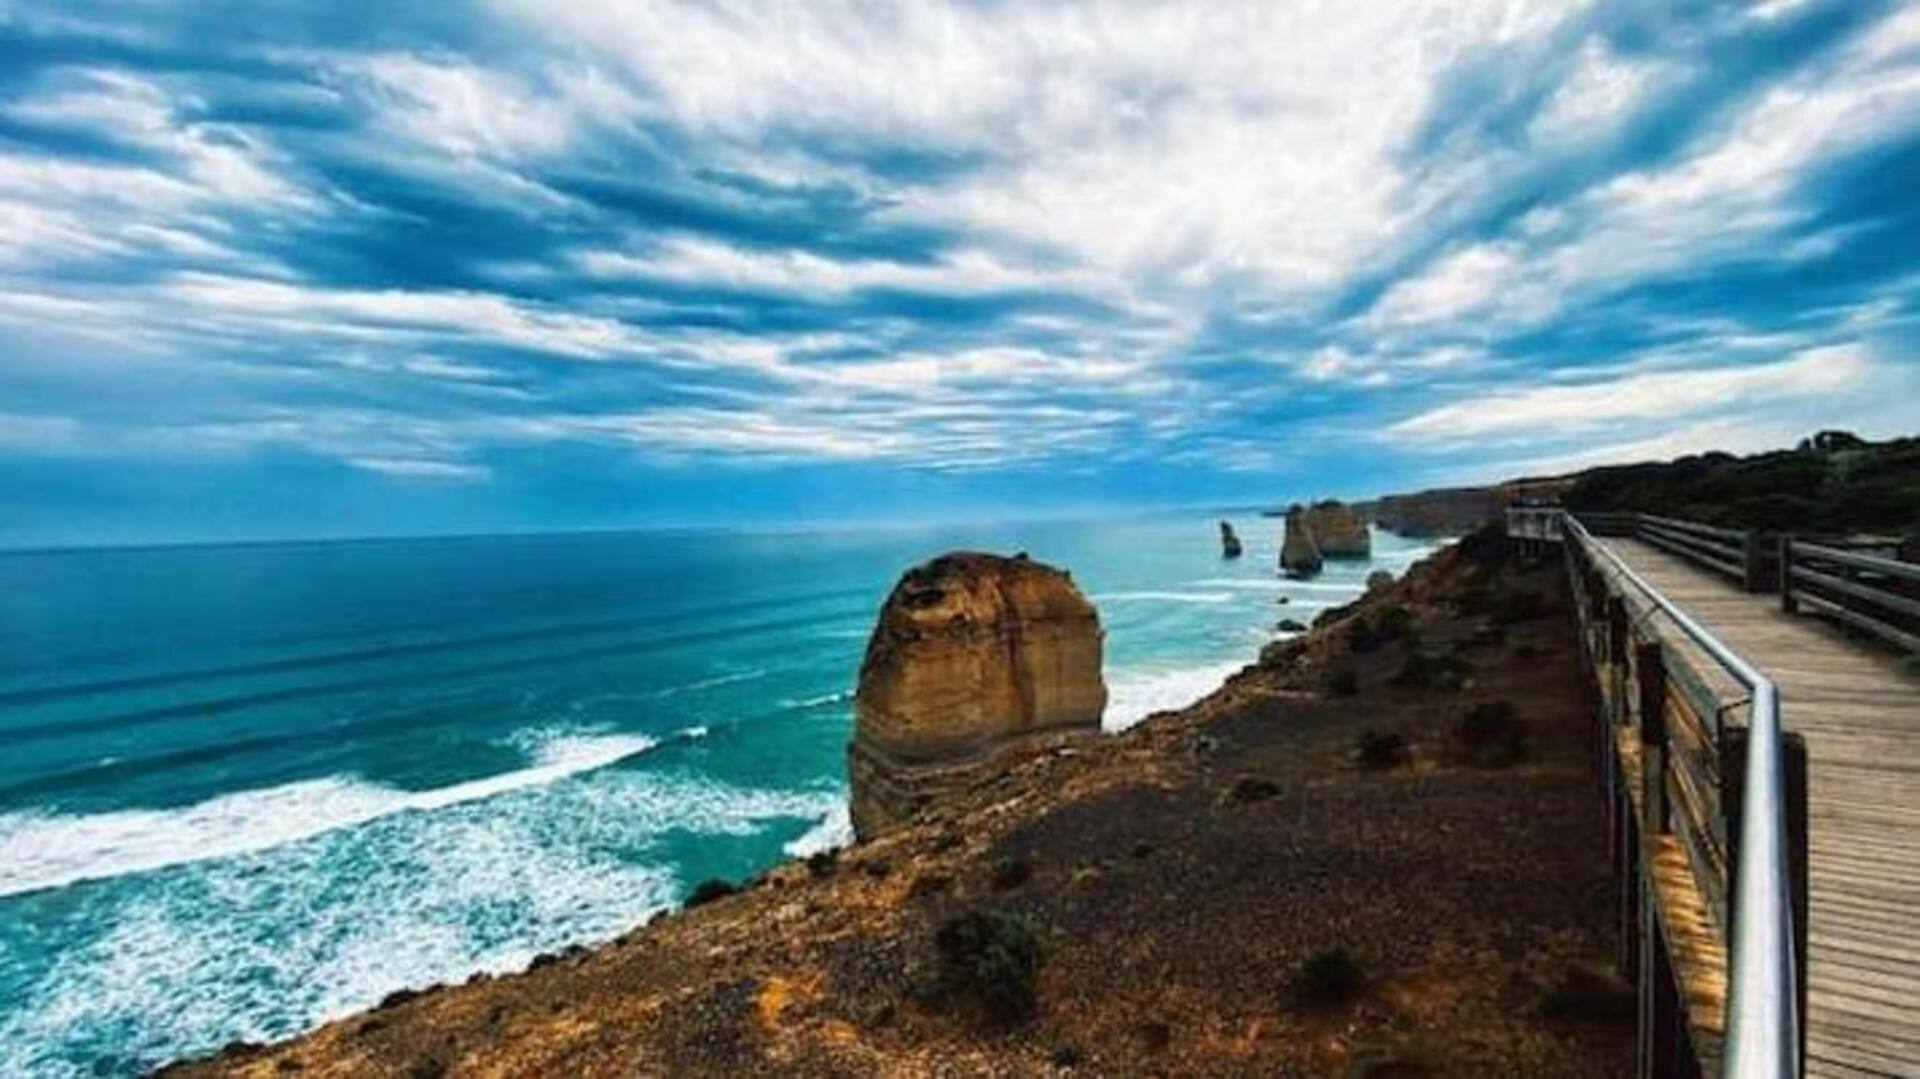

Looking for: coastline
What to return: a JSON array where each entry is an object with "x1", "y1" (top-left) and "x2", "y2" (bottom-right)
[{"x1": 163, "y1": 527, "x2": 1634, "y2": 1077}]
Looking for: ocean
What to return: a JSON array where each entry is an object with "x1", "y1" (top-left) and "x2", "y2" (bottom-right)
[{"x1": 0, "y1": 513, "x2": 1432, "y2": 1075}]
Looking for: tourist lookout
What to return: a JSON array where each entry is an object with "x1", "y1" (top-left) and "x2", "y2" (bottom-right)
[{"x1": 1508, "y1": 506, "x2": 1920, "y2": 1079}]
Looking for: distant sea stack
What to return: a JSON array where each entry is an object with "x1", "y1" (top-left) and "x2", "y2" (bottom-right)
[
  {"x1": 848, "y1": 552, "x2": 1107, "y2": 840},
  {"x1": 1219, "y1": 520, "x2": 1243, "y2": 559},
  {"x1": 1302, "y1": 500, "x2": 1371, "y2": 558},
  {"x1": 1279, "y1": 505, "x2": 1324, "y2": 578}
]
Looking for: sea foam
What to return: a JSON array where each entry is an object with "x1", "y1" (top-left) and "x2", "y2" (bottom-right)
[
  {"x1": 0, "y1": 730, "x2": 676, "y2": 897},
  {"x1": 0, "y1": 748, "x2": 840, "y2": 1077},
  {"x1": 1103, "y1": 661, "x2": 1250, "y2": 732}
]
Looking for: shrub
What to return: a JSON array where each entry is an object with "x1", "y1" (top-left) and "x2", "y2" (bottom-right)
[
  {"x1": 1454, "y1": 700, "x2": 1528, "y2": 767},
  {"x1": 685, "y1": 878, "x2": 738, "y2": 907},
  {"x1": 1328, "y1": 667, "x2": 1359, "y2": 697},
  {"x1": 1356, "y1": 730, "x2": 1410, "y2": 771},
  {"x1": 1387, "y1": 652, "x2": 1470, "y2": 691},
  {"x1": 934, "y1": 909, "x2": 1043, "y2": 1023},
  {"x1": 1349, "y1": 604, "x2": 1415, "y2": 652},
  {"x1": 1458, "y1": 520, "x2": 1510, "y2": 566},
  {"x1": 805, "y1": 850, "x2": 839, "y2": 878},
  {"x1": 1292, "y1": 947, "x2": 1365, "y2": 1008},
  {"x1": 1375, "y1": 604, "x2": 1415, "y2": 640},
  {"x1": 1048, "y1": 1042, "x2": 1085, "y2": 1067},
  {"x1": 1223, "y1": 775, "x2": 1282, "y2": 805},
  {"x1": 1539, "y1": 964, "x2": 1636, "y2": 1023},
  {"x1": 989, "y1": 855, "x2": 1033, "y2": 892}
]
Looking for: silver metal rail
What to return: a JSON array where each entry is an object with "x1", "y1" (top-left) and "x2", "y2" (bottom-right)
[{"x1": 1565, "y1": 513, "x2": 1799, "y2": 1079}]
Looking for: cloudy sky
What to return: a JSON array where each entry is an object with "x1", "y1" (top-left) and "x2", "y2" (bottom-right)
[{"x1": 2, "y1": 1, "x2": 1917, "y2": 545}]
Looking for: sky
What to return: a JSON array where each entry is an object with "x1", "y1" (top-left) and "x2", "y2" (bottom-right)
[{"x1": 1, "y1": 0, "x2": 1918, "y2": 547}]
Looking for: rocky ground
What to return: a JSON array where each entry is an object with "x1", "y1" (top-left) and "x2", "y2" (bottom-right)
[{"x1": 165, "y1": 526, "x2": 1634, "y2": 1078}]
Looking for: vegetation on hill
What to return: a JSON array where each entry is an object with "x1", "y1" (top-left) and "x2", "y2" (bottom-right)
[{"x1": 1562, "y1": 432, "x2": 1920, "y2": 536}]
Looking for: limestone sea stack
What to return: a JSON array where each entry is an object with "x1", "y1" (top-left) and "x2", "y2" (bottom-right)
[
  {"x1": 1303, "y1": 500, "x2": 1371, "y2": 558},
  {"x1": 848, "y1": 552, "x2": 1107, "y2": 840},
  {"x1": 1220, "y1": 520, "x2": 1243, "y2": 559},
  {"x1": 1279, "y1": 505, "x2": 1323, "y2": 578}
]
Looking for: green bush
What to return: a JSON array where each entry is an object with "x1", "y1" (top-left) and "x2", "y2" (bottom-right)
[
  {"x1": 1292, "y1": 947, "x2": 1365, "y2": 1008},
  {"x1": 989, "y1": 855, "x2": 1033, "y2": 892},
  {"x1": 1356, "y1": 730, "x2": 1410, "y2": 770},
  {"x1": 1328, "y1": 667, "x2": 1359, "y2": 697},
  {"x1": 1454, "y1": 700, "x2": 1529, "y2": 767},
  {"x1": 1387, "y1": 651, "x2": 1470, "y2": 691},
  {"x1": 934, "y1": 909, "x2": 1043, "y2": 1023}
]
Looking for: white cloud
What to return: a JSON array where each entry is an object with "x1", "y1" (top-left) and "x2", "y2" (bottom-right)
[
  {"x1": 347, "y1": 456, "x2": 490, "y2": 480},
  {"x1": 1362, "y1": 243, "x2": 1528, "y2": 330},
  {"x1": 0, "y1": 412, "x2": 80, "y2": 450},
  {"x1": 1388, "y1": 344, "x2": 1871, "y2": 442},
  {"x1": 161, "y1": 275, "x2": 650, "y2": 360},
  {"x1": 505, "y1": 0, "x2": 1580, "y2": 294},
  {"x1": 576, "y1": 237, "x2": 1114, "y2": 302}
]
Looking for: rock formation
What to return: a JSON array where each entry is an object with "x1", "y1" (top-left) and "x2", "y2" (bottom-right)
[
  {"x1": 1303, "y1": 500, "x2": 1371, "y2": 558},
  {"x1": 1367, "y1": 569, "x2": 1395, "y2": 593},
  {"x1": 1219, "y1": 520, "x2": 1243, "y2": 559},
  {"x1": 848, "y1": 552, "x2": 1106, "y2": 839},
  {"x1": 1279, "y1": 505, "x2": 1323, "y2": 578}
]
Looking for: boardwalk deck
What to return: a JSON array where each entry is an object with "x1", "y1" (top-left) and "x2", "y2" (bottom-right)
[{"x1": 1598, "y1": 537, "x2": 1920, "y2": 1079}]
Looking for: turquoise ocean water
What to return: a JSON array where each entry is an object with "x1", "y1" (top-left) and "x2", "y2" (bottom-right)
[{"x1": 0, "y1": 513, "x2": 1431, "y2": 1075}]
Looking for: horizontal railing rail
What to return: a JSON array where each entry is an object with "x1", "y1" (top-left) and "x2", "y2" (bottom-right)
[
  {"x1": 1521, "y1": 508, "x2": 1920, "y2": 658},
  {"x1": 1783, "y1": 541, "x2": 1920, "y2": 654}
]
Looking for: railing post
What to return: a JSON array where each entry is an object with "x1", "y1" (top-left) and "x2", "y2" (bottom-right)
[
  {"x1": 1779, "y1": 537, "x2": 1797, "y2": 614},
  {"x1": 1637, "y1": 641, "x2": 1668, "y2": 834},
  {"x1": 1639, "y1": 910, "x2": 1683, "y2": 1079},
  {"x1": 1744, "y1": 530, "x2": 1773, "y2": 593},
  {"x1": 1607, "y1": 595, "x2": 1630, "y2": 727}
]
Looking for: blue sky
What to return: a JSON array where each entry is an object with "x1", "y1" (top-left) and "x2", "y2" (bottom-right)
[{"x1": 1, "y1": 1, "x2": 1917, "y2": 546}]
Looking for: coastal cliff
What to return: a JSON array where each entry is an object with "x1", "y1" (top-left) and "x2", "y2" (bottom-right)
[
  {"x1": 848, "y1": 552, "x2": 1106, "y2": 839},
  {"x1": 1303, "y1": 500, "x2": 1371, "y2": 558},
  {"x1": 167, "y1": 526, "x2": 1630, "y2": 1078},
  {"x1": 1278, "y1": 504, "x2": 1322, "y2": 577}
]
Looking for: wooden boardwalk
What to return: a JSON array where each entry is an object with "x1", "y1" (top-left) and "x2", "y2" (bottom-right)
[{"x1": 1599, "y1": 537, "x2": 1920, "y2": 1078}]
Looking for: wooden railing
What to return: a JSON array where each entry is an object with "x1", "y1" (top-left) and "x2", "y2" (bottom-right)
[
  {"x1": 1781, "y1": 540, "x2": 1920, "y2": 654},
  {"x1": 1524, "y1": 508, "x2": 1809, "y2": 1079},
  {"x1": 1564, "y1": 511, "x2": 1919, "y2": 657}
]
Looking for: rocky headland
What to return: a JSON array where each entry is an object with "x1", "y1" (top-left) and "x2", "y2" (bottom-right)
[
  {"x1": 1303, "y1": 500, "x2": 1371, "y2": 558},
  {"x1": 167, "y1": 524, "x2": 1631, "y2": 1078},
  {"x1": 1279, "y1": 499, "x2": 1369, "y2": 576}
]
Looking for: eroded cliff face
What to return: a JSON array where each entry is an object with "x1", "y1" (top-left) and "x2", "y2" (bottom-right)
[
  {"x1": 1303, "y1": 500, "x2": 1371, "y2": 558},
  {"x1": 849, "y1": 552, "x2": 1105, "y2": 839},
  {"x1": 1280, "y1": 505, "x2": 1323, "y2": 578}
]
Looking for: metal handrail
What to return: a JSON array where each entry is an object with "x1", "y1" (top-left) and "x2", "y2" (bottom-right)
[{"x1": 1565, "y1": 513, "x2": 1799, "y2": 1079}]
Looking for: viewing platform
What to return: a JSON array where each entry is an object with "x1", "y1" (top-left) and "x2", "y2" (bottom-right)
[{"x1": 1513, "y1": 507, "x2": 1920, "y2": 1078}]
